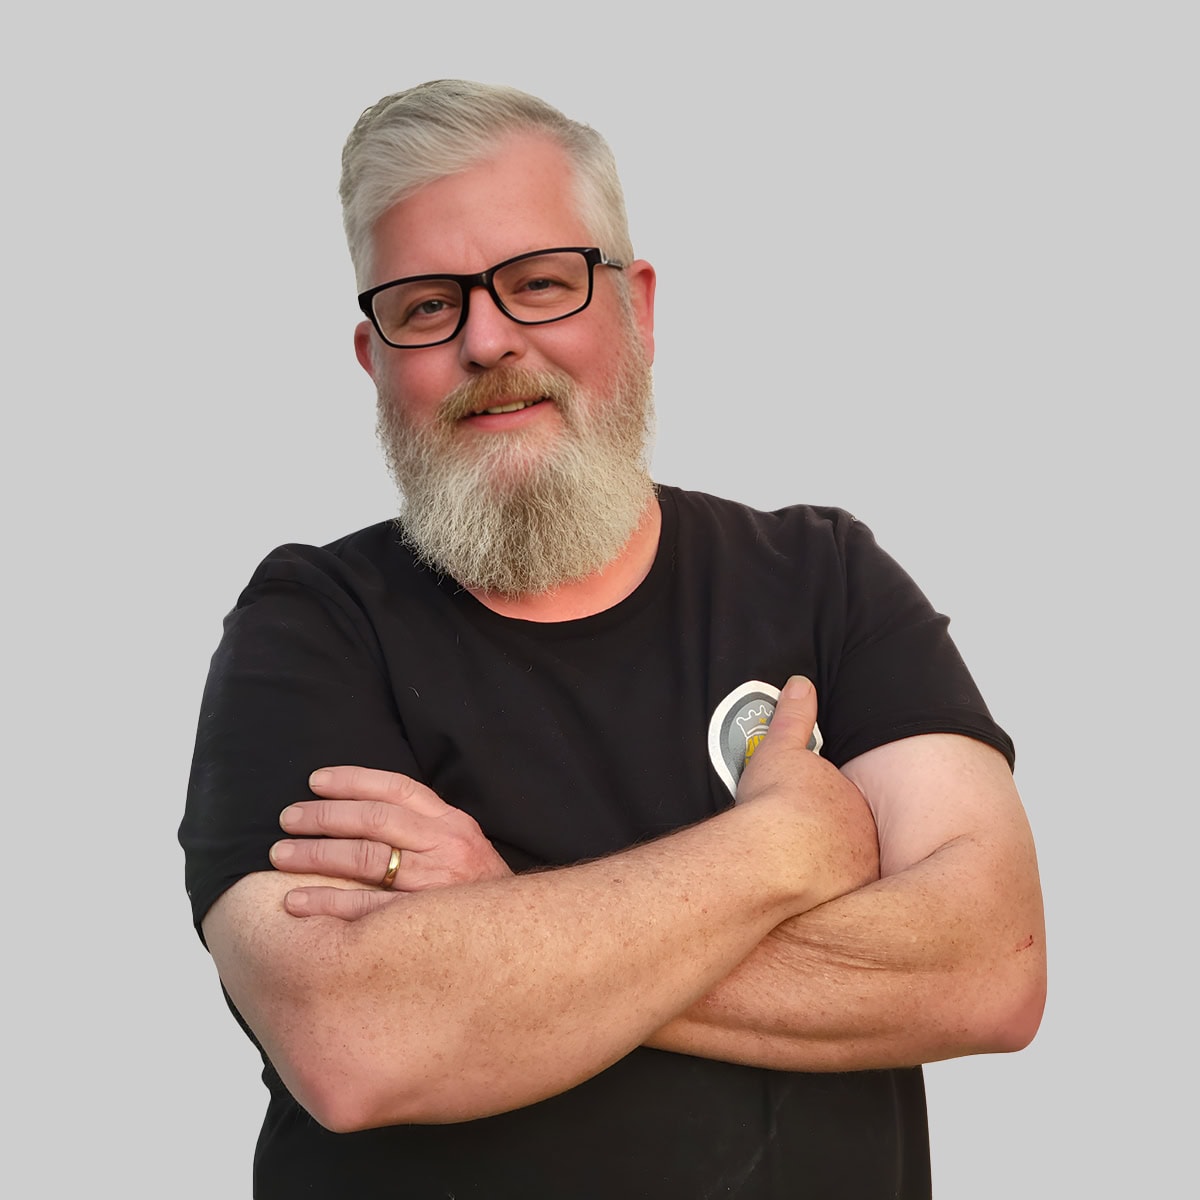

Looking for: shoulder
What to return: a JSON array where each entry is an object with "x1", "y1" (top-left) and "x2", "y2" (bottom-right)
[
  {"x1": 658, "y1": 485, "x2": 881, "y2": 574},
  {"x1": 209, "y1": 520, "x2": 423, "y2": 670},
  {"x1": 230, "y1": 519, "x2": 430, "y2": 620},
  {"x1": 661, "y1": 484, "x2": 858, "y2": 537},
  {"x1": 245, "y1": 519, "x2": 406, "y2": 591}
]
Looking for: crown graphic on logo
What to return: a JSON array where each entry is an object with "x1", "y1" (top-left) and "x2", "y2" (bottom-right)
[
  {"x1": 735, "y1": 702, "x2": 773, "y2": 763},
  {"x1": 735, "y1": 703, "x2": 772, "y2": 741}
]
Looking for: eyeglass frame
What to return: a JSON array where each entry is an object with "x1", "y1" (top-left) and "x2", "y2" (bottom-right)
[{"x1": 357, "y1": 246, "x2": 626, "y2": 349}]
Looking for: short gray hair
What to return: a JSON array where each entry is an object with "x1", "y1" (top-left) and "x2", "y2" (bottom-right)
[{"x1": 340, "y1": 79, "x2": 635, "y2": 289}]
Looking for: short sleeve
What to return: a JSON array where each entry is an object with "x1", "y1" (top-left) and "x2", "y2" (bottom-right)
[
  {"x1": 178, "y1": 545, "x2": 420, "y2": 939},
  {"x1": 819, "y1": 518, "x2": 1015, "y2": 770}
]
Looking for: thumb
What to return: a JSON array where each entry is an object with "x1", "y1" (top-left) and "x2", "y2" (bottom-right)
[{"x1": 762, "y1": 675, "x2": 818, "y2": 749}]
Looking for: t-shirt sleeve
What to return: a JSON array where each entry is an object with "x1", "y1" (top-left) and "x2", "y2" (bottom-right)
[
  {"x1": 818, "y1": 516, "x2": 1015, "y2": 771},
  {"x1": 178, "y1": 545, "x2": 420, "y2": 940}
]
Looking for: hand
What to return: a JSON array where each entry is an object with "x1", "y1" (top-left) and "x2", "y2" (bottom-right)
[
  {"x1": 736, "y1": 677, "x2": 880, "y2": 905},
  {"x1": 270, "y1": 766, "x2": 512, "y2": 920}
]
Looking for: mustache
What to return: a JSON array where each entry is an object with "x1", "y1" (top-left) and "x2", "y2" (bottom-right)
[{"x1": 437, "y1": 368, "x2": 576, "y2": 424}]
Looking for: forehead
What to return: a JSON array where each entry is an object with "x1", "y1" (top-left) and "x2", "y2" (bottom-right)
[{"x1": 369, "y1": 134, "x2": 590, "y2": 283}]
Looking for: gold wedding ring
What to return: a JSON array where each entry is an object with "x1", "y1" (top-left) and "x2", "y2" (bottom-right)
[{"x1": 381, "y1": 846, "x2": 401, "y2": 889}]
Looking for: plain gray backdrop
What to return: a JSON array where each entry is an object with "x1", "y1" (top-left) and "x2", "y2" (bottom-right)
[{"x1": 6, "y1": 2, "x2": 1194, "y2": 1195}]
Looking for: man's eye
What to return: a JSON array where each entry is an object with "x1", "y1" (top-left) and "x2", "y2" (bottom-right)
[
  {"x1": 506, "y1": 273, "x2": 574, "y2": 305},
  {"x1": 401, "y1": 293, "x2": 459, "y2": 324}
]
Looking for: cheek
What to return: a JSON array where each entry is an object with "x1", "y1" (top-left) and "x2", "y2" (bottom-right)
[
  {"x1": 379, "y1": 359, "x2": 451, "y2": 417},
  {"x1": 547, "y1": 333, "x2": 610, "y2": 391}
]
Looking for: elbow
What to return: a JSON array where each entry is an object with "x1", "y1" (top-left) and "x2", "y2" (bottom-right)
[
  {"x1": 272, "y1": 1017, "x2": 430, "y2": 1133},
  {"x1": 283, "y1": 1050, "x2": 396, "y2": 1134},
  {"x1": 303, "y1": 1086, "x2": 384, "y2": 1136},
  {"x1": 992, "y1": 967, "x2": 1047, "y2": 1053},
  {"x1": 288, "y1": 1055, "x2": 429, "y2": 1134},
  {"x1": 970, "y1": 945, "x2": 1048, "y2": 1055},
  {"x1": 279, "y1": 1025, "x2": 490, "y2": 1132},
  {"x1": 301, "y1": 1074, "x2": 505, "y2": 1133}
]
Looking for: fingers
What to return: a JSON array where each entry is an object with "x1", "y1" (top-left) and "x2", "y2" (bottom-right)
[
  {"x1": 276, "y1": 766, "x2": 515, "y2": 891},
  {"x1": 271, "y1": 834, "x2": 398, "y2": 887},
  {"x1": 275, "y1": 796, "x2": 443, "y2": 886},
  {"x1": 284, "y1": 886, "x2": 398, "y2": 921},
  {"x1": 272, "y1": 792, "x2": 513, "y2": 890},
  {"x1": 280, "y1": 797, "x2": 433, "y2": 844},
  {"x1": 307, "y1": 766, "x2": 448, "y2": 817}
]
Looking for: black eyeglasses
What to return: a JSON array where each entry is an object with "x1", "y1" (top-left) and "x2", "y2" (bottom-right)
[{"x1": 358, "y1": 246, "x2": 625, "y2": 349}]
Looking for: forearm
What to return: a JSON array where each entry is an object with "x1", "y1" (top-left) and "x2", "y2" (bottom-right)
[
  {"x1": 649, "y1": 829, "x2": 1045, "y2": 1070},
  {"x1": 648, "y1": 729, "x2": 1049, "y2": 1074},
  {"x1": 207, "y1": 789, "x2": 870, "y2": 1130}
]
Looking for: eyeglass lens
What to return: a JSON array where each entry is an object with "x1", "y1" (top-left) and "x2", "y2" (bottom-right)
[{"x1": 370, "y1": 250, "x2": 594, "y2": 347}]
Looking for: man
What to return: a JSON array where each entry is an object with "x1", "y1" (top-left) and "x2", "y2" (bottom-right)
[{"x1": 180, "y1": 79, "x2": 1045, "y2": 1198}]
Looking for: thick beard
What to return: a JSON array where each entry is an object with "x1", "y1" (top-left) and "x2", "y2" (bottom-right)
[{"x1": 376, "y1": 330, "x2": 655, "y2": 598}]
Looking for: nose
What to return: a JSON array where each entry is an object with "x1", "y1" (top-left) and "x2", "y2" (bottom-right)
[{"x1": 457, "y1": 284, "x2": 527, "y2": 372}]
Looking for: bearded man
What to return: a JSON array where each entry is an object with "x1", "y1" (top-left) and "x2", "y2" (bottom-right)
[{"x1": 180, "y1": 80, "x2": 1045, "y2": 1200}]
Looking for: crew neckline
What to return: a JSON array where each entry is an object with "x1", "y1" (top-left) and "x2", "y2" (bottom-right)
[{"x1": 444, "y1": 485, "x2": 678, "y2": 638}]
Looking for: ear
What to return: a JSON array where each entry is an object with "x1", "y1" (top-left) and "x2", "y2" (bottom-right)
[
  {"x1": 354, "y1": 320, "x2": 378, "y2": 379},
  {"x1": 625, "y1": 259, "x2": 656, "y2": 364}
]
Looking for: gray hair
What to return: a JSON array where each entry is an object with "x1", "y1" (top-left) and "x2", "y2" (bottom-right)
[{"x1": 340, "y1": 79, "x2": 635, "y2": 289}]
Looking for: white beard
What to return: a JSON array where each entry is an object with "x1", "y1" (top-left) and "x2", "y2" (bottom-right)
[{"x1": 376, "y1": 329, "x2": 655, "y2": 597}]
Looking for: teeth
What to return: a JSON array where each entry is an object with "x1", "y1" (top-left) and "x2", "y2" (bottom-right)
[{"x1": 475, "y1": 397, "x2": 544, "y2": 416}]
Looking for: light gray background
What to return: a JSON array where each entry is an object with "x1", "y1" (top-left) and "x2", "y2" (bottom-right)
[{"x1": 6, "y1": 2, "x2": 1194, "y2": 1195}]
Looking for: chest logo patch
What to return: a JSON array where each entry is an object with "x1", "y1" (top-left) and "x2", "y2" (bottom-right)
[{"x1": 707, "y1": 680, "x2": 824, "y2": 799}]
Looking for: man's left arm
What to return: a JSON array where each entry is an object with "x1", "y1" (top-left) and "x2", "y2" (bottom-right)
[
  {"x1": 275, "y1": 713, "x2": 1045, "y2": 1073},
  {"x1": 646, "y1": 729, "x2": 1046, "y2": 1071}
]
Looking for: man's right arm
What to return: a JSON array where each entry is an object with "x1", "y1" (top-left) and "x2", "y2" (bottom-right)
[{"x1": 202, "y1": 680, "x2": 875, "y2": 1132}]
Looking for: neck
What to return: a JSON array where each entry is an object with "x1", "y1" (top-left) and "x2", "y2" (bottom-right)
[{"x1": 469, "y1": 494, "x2": 662, "y2": 622}]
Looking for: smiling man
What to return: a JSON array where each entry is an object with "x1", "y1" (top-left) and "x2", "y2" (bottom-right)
[
  {"x1": 361, "y1": 129, "x2": 660, "y2": 608},
  {"x1": 180, "y1": 80, "x2": 1045, "y2": 1199}
]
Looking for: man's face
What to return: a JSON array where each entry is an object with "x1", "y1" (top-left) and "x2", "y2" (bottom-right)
[
  {"x1": 354, "y1": 133, "x2": 658, "y2": 595},
  {"x1": 355, "y1": 134, "x2": 655, "y2": 483}
]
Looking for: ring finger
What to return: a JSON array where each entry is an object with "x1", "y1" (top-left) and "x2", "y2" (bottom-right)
[{"x1": 270, "y1": 835, "x2": 401, "y2": 888}]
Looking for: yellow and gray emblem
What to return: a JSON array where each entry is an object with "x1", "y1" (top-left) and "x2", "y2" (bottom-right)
[{"x1": 707, "y1": 680, "x2": 823, "y2": 799}]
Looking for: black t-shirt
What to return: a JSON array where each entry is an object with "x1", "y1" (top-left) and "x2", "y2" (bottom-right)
[{"x1": 181, "y1": 486, "x2": 1013, "y2": 1199}]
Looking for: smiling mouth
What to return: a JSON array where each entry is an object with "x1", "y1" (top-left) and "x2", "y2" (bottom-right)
[{"x1": 468, "y1": 396, "x2": 549, "y2": 417}]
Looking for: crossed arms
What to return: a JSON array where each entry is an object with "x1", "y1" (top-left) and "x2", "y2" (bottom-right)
[{"x1": 202, "y1": 676, "x2": 1046, "y2": 1132}]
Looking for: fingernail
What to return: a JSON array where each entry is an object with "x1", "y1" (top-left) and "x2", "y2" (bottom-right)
[
  {"x1": 782, "y1": 675, "x2": 812, "y2": 699},
  {"x1": 279, "y1": 805, "x2": 301, "y2": 830},
  {"x1": 309, "y1": 769, "x2": 331, "y2": 788},
  {"x1": 285, "y1": 890, "x2": 310, "y2": 914},
  {"x1": 271, "y1": 841, "x2": 294, "y2": 864}
]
